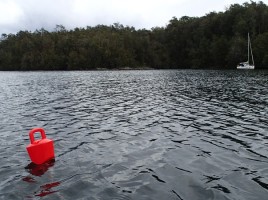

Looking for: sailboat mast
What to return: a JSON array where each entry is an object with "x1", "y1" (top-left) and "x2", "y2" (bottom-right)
[
  {"x1": 248, "y1": 33, "x2": 255, "y2": 66},
  {"x1": 248, "y1": 32, "x2": 250, "y2": 63},
  {"x1": 250, "y1": 34, "x2": 255, "y2": 66}
]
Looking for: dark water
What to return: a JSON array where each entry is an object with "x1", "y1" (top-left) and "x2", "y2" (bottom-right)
[{"x1": 0, "y1": 70, "x2": 267, "y2": 200}]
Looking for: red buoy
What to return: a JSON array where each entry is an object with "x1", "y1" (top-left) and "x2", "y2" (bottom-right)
[{"x1": 26, "y1": 128, "x2": 55, "y2": 165}]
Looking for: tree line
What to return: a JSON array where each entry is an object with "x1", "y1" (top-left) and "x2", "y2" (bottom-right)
[{"x1": 0, "y1": 1, "x2": 268, "y2": 70}]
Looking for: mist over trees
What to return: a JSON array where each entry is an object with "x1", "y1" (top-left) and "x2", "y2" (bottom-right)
[{"x1": 0, "y1": 1, "x2": 268, "y2": 70}]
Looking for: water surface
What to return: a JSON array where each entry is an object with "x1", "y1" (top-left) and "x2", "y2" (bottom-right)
[{"x1": 0, "y1": 70, "x2": 267, "y2": 199}]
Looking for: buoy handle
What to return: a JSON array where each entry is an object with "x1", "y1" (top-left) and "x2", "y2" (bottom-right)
[{"x1": 29, "y1": 128, "x2": 46, "y2": 144}]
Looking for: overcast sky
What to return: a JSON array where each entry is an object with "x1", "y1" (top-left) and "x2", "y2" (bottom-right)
[{"x1": 0, "y1": 0, "x2": 259, "y2": 34}]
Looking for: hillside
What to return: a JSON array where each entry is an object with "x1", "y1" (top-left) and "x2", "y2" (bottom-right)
[{"x1": 0, "y1": 1, "x2": 267, "y2": 70}]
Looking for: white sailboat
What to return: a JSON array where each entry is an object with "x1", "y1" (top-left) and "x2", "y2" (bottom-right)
[{"x1": 237, "y1": 33, "x2": 255, "y2": 69}]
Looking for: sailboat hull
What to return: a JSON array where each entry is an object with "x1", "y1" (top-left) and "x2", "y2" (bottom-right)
[{"x1": 237, "y1": 65, "x2": 255, "y2": 69}]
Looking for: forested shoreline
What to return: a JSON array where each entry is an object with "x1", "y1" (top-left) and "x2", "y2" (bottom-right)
[{"x1": 0, "y1": 1, "x2": 268, "y2": 70}]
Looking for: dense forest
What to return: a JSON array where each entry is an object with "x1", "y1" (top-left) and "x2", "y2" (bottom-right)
[{"x1": 0, "y1": 1, "x2": 268, "y2": 70}]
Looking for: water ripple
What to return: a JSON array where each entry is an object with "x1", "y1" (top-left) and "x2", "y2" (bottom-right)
[{"x1": 0, "y1": 70, "x2": 267, "y2": 199}]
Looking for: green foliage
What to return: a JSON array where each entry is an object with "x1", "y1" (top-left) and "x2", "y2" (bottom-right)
[{"x1": 0, "y1": 1, "x2": 267, "y2": 70}]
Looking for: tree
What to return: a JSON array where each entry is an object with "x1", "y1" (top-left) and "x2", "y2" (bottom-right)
[{"x1": 0, "y1": 1, "x2": 267, "y2": 70}]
